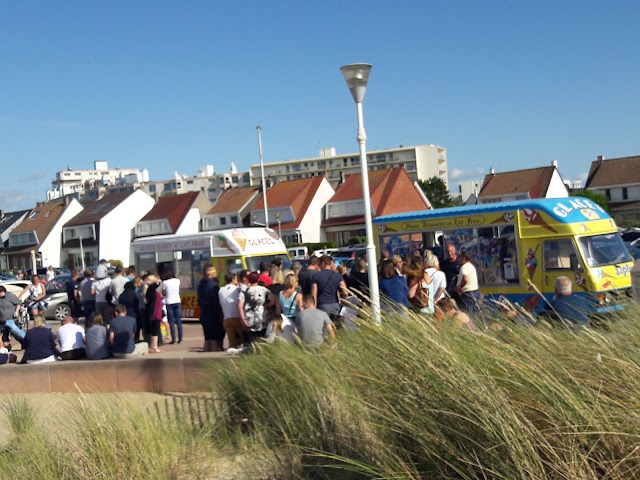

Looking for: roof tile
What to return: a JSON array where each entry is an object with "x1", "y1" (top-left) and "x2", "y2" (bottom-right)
[
  {"x1": 140, "y1": 191, "x2": 201, "y2": 232},
  {"x1": 585, "y1": 156, "x2": 640, "y2": 188},
  {"x1": 478, "y1": 166, "x2": 559, "y2": 198}
]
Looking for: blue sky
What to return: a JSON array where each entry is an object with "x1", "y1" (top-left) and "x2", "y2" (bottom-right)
[{"x1": 1, "y1": 1, "x2": 639, "y2": 210}]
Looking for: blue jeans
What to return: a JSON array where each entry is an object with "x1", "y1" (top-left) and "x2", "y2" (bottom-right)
[
  {"x1": 166, "y1": 303, "x2": 183, "y2": 342},
  {"x1": 3, "y1": 320, "x2": 26, "y2": 342}
]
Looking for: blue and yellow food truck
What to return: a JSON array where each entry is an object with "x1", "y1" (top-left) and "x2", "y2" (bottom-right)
[{"x1": 373, "y1": 197, "x2": 633, "y2": 313}]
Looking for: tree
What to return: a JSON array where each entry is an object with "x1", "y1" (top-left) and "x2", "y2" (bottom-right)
[
  {"x1": 417, "y1": 177, "x2": 454, "y2": 209},
  {"x1": 575, "y1": 189, "x2": 610, "y2": 214}
]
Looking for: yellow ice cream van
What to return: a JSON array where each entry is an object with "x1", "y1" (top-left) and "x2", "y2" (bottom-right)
[
  {"x1": 132, "y1": 228, "x2": 289, "y2": 319},
  {"x1": 373, "y1": 197, "x2": 633, "y2": 314}
]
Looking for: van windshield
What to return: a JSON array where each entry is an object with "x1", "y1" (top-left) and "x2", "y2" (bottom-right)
[
  {"x1": 245, "y1": 254, "x2": 291, "y2": 272},
  {"x1": 577, "y1": 233, "x2": 633, "y2": 268}
]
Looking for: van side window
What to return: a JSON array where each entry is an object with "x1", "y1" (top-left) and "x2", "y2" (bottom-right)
[
  {"x1": 476, "y1": 227, "x2": 519, "y2": 286},
  {"x1": 225, "y1": 258, "x2": 243, "y2": 275},
  {"x1": 543, "y1": 239, "x2": 578, "y2": 271}
]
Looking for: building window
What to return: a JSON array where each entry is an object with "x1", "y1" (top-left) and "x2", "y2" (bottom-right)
[
  {"x1": 220, "y1": 217, "x2": 227, "y2": 226},
  {"x1": 623, "y1": 187, "x2": 628, "y2": 200},
  {"x1": 232, "y1": 176, "x2": 238, "y2": 183},
  {"x1": 149, "y1": 185, "x2": 156, "y2": 193},
  {"x1": 605, "y1": 189, "x2": 611, "y2": 200},
  {"x1": 231, "y1": 216, "x2": 238, "y2": 224}
]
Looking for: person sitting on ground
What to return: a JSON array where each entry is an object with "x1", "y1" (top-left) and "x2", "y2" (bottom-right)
[
  {"x1": 265, "y1": 309, "x2": 296, "y2": 344},
  {"x1": 110, "y1": 304, "x2": 149, "y2": 358},
  {"x1": 545, "y1": 276, "x2": 589, "y2": 326},
  {"x1": 378, "y1": 258, "x2": 410, "y2": 309},
  {"x1": 437, "y1": 297, "x2": 476, "y2": 331},
  {"x1": 22, "y1": 315, "x2": 59, "y2": 364},
  {"x1": 56, "y1": 315, "x2": 86, "y2": 360},
  {"x1": 0, "y1": 347, "x2": 17, "y2": 364},
  {"x1": 295, "y1": 295, "x2": 336, "y2": 348},
  {"x1": 84, "y1": 313, "x2": 111, "y2": 360}
]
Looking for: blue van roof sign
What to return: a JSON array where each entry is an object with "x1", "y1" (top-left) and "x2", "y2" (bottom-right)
[{"x1": 373, "y1": 197, "x2": 611, "y2": 225}]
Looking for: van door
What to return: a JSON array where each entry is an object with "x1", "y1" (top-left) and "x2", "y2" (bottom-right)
[{"x1": 541, "y1": 238, "x2": 580, "y2": 296}]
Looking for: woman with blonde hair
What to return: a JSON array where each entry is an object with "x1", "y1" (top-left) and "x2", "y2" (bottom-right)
[
  {"x1": 275, "y1": 273, "x2": 304, "y2": 321},
  {"x1": 22, "y1": 315, "x2": 58, "y2": 364}
]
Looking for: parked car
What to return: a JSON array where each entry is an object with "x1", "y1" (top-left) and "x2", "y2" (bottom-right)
[
  {"x1": 0, "y1": 276, "x2": 72, "y2": 321},
  {"x1": 331, "y1": 246, "x2": 367, "y2": 265},
  {"x1": 628, "y1": 239, "x2": 640, "y2": 261}
]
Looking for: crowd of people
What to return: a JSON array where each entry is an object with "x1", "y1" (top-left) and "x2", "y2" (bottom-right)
[{"x1": 0, "y1": 243, "x2": 591, "y2": 364}]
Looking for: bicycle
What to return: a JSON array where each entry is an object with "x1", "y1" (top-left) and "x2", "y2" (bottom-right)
[{"x1": 15, "y1": 302, "x2": 30, "y2": 334}]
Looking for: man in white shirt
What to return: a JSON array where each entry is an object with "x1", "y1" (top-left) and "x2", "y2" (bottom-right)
[
  {"x1": 57, "y1": 316, "x2": 86, "y2": 360},
  {"x1": 218, "y1": 273, "x2": 243, "y2": 348},
  {"x1": 456, "y1": 251, "x2": 480, "y2": 313},
  {"x1": 109, "y1": 266, "x2": 129, "y2": 305}
]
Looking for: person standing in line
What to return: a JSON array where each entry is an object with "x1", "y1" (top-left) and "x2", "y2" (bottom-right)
[
  {"x1": 134, "y1": 276, "x2": 146, "y2": 342},
  {"x1": 161, "y1": 269, "x2": 183, "y2": 345},
  {"x1": 218, "y1": 272, "x2": 243, "y2": 349},
  {"x1": 406, "y1": 256, "x2": 433, "y2": 314},
  {"x1": 66, "y1": 270, "x2": 82, "y2": 323},
  {"x1": 144, "y1": 273, "x2": 164, "y2": 353},
  {"x1": 110, "y1": 305, "x2": 148, "y2": 358},
  {"x1": 290, "y1": 262, "x2": 302, "y2": 281},
  {"x1": 311, "y1": 255, "x2": 347, "y2": 320},
  {"x1": 56, "y1": 316, "x2": 86, "y2": 360},
  {"x1": 258, "y1": 261, "x2": 272, "y2": 287},
  {"x1": 92, "y1": 267, "x2": 112, "y2": 323},
  {"x1": 456, "y1": 251, "x2": 480, "y2": 313},
  {"x1": 346, "y1": 257, "x2": 370, "y2": 296},
  {"x1": 117, "y1": 281, "x2": 139, "y2": 322},
  {"x1": 276, "y1": 273, "x2": 303, "y2": 321},
  {"x1": 298, "y1": 256, "x2": 320, "y2": 296},
  {"x1": 84, "y1": 313, "x2": 111, "y2": 360},
  {"x1": 424, "y1": 254, "x2": 447, "y2": 304},
  {"x1": 238, "y1": 272, "x2": 272, "y2": 342},
  {"x1": 109, "y1": 266, "x2": 129, "y2": 306},
  {"x1": 80, "y1": 270, "x2": 96, "y2": 325},
  {"x1": 379, "y1": 258, "x2": 411, "y2": 309},
  {"x1": 125, "y1": 267, "x2": 136, "y2": 281},
  {"x1": 197, "y1": 265, "x2": 224, "y2": 352},
  {"x1": 441, "y1": 242, "x2": 461, "y2": 294}
]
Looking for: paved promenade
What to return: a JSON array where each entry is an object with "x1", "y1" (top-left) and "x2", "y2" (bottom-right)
[{"x1": 4, "y1": 321, "x2": 230, "y2": 394}]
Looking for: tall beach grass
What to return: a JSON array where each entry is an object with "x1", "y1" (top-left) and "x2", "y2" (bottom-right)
[{"x1": 211, "y1": 303, "x2": 640, "y2": 479}]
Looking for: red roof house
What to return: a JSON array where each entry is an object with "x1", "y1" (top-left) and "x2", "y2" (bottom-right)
[
  {"x1": 202, "y1": 186, "x2": 260, "y2": 231},
  {"x1": 477, "y1": 164, "x2": 568, "y2": 204},
  {"x1": 250, "y1": 176, "x2": 335, "y2": 244},
  {"x1": 135, "y1": 191, "x2": 212, "y2": 238},
  {"x1": 322, "y1": 167, "x2": 431, "y2": 246}
]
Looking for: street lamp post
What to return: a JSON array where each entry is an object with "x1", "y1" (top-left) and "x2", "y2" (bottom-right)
[
  {"x1": 256, "y1": 126, "x2": 269, "y2": 227},
  {"x1": 340, "y1": 63, "x2": 381, "y2": 325},
  {"x1": 275, "y1": 213, "x2": 282, "y2": 239}
]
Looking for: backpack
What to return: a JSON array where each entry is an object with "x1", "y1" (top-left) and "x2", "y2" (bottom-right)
[{"x1": 244, "y1": 286, "x2": 267, "y2": 330}]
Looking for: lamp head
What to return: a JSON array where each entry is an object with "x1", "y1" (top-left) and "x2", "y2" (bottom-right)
[{"x1": 340, "y1": 63, "x2": 372, "y2": 104}]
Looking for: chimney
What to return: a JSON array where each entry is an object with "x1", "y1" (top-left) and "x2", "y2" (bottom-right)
[
  {"x1": 551, "y1": 160, "x2": 558, "y2": 168},
  {"x1": 597, "y1": 155, "x2": 605, "y2": 162},
  {"x1": 63, "y1": 195, "x2": 72, "y2": 207},
  {"x1": 489, "y1": 167, "x2": 495, "y2": 175},
  {"x1": 339, "y1": 171, "x2": 345, "y2": 184},
  {"x1": 0, "y1": 209, "x2": 4, "y2": 219}
]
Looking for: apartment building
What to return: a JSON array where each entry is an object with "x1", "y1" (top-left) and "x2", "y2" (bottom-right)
[
  {"x1": 249, "y1": 144, "x2": 448, "y2": 187},
  {"x1": 47, "y1": 160, "x2": 148, "y2": 201}
]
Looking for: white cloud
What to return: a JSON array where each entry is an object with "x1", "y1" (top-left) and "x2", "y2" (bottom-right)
[
  {"x1": 20, "y1": 170, "x2": 47, "y2": 182},
  {"x1": 449, "y1": 166, "x2": 485, "y2": 181}
]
